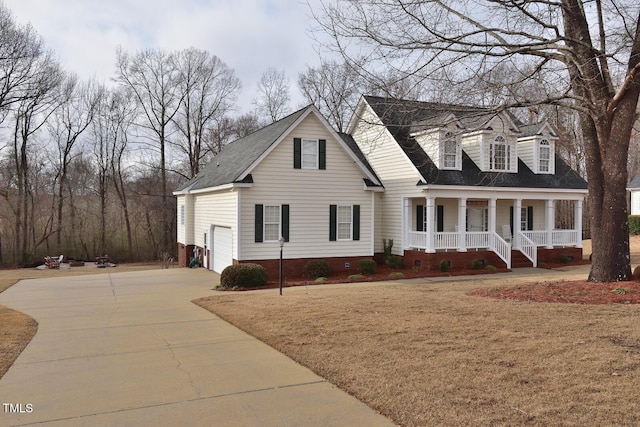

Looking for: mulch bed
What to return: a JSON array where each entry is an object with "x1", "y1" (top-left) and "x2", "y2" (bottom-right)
[
  {"x1": 470, "y1": 279, "x2": 640, "y2": 304},
  {"x1": 218, "y1": 264, "x2": 510, "y2": 291}
]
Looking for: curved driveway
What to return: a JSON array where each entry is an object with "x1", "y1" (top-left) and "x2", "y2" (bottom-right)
[{"x1": 0, "y1": 269, "x2": 394, "y2": 426}]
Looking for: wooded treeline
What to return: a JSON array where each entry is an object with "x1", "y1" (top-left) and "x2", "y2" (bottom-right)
[{"x1": 0, "y1": 5, "x2": 266, "y2": 266}]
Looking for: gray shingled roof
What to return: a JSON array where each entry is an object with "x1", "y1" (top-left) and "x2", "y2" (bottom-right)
[
  {"x1": 364, "y1": 96, "x2": 588, "y2": 190},
  {"x1": 629, "y1": 171, "x2": 640, "y2": 189},
  {"x1": 175, "y1": 107, "x2": 309, "y2": 192},
  {"x1": 175, "y1": 105, "x2": 381, "y2": 193}
]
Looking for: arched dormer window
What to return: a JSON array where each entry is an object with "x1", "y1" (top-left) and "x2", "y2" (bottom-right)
[
  {"x1": 539, "y1": 139, "x2": 550, "y2": 172},
  {"x1": 490, "y1": 135, "x2": 511, "y2": 171},
  {"x1": 442, "y1": 131, "x2": 458, "y2": 169}
]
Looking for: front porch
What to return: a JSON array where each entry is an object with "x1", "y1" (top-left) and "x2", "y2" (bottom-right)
[{"x1": 403, "y1": 195, "x2": 584, "y2": 269}]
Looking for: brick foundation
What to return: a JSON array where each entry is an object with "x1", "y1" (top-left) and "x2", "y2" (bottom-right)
[
  {"x1": 537, "y1": 247, "x2": 583, "y2": 265},
  {"x1": 404, "y1": 249, "x2": 506, "y2": 271},
  {"x1": 177, "y1": 244, "x2": 196, "y2": 267}
]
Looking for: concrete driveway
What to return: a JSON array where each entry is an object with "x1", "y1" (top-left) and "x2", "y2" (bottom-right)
[{"x1": 0, "y1": 268, "x2": 394, "y2": 426}]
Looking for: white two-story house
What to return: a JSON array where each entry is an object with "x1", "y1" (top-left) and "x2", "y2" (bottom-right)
[{"x1": 175, "y1": 96, "x2": 587, "y2": 277}]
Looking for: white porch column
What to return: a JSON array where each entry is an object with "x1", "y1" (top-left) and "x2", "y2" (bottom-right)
[
  {"x1": 513, "y1": 199, "x2": 522, "y2": 249},
  {"x1": 458, "y1": 197, "x2": 467, "y2": 252},
  {"x1": 402, "y1": 198, "x2": 410, "y2": 250},
  {"x1": 426, "y1": 196, "x2": 435, "y2": 253},
  {"x1": 575, "y1": 199, "x2": 583, "y2": 248},
  {"x1": 545, "y1": 199, "x2": 555, "y2": 249},
  {"x1": 488, "y1": 198, "x2": 496, "y2": 235}
]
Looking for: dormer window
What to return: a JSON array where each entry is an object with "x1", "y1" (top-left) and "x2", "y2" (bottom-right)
[
  {"x1": 490, "y1": 135, "x2": 511, "y2": 171},
  {"x1": 442, "y1": 132, "x2": 458, "y2": 169},
  {"x1": 539, "y1": 139, "x2": 550, "y2": 172}
]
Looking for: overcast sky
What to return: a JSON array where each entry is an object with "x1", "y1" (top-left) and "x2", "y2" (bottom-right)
[{"x1": 8, "y1": 0, "x2": 328, "y2": 114}]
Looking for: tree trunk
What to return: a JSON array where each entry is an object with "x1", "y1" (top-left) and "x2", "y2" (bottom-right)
[{"x1": 584, "y1": 94, "x2": 638, "y2": 282}]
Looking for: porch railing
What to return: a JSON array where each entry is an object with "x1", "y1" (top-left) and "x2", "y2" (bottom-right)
[
  {"x1": 465, "y1": 231, "x2": 490, "y2": 249},
  {"x1": 406, "y1": 231, "x2": 511, "y2": 269},
  {"x1": 490, "y1": 232, "x2": 511, "y2": 269},
  {"x1": 552, "y1": 230, "x2": 579, "y2": 246},
  {"x1": 516, "y1": 232, "x2": 537, "y2": 267},
  {"x1": 434, "y1": 232, "x2": 458, "y2": 250},
  {"x1": 407, "y1": 231, "x2": 427, "y2": 249},
  {"x1": 519, "y1": 230, "x2": 580, "y2": 247}
]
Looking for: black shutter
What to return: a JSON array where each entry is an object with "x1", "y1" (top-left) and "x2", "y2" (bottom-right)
[
  {"x1": 293, "y1": 138, "x2": 301, "y2": 169},
  {"x1": 437, "y1": 205, "x2": 444, "y2": 232},
  {"x1": 509, "y1": 206, "x2": 514, "y2": 234},
  {"x1": 329, "y1": 205, "x2": 337, "y2": 241},
  {"x1": 319, "y1": 139, "x2": 326, "y2": 170},
  {"x1": 416, "y1": 205, "x2": 424, "y2": 232},
  {"x1": 255, "y1": 204, "x2": 263, "y2": 243},
  {"x1": 527, "y1": 206, "x2": 534, "y2": 231},
  {"x1": 282, "y1": 204, "x2": 290, "y2": 242},
  {"x1": 353, "y1": 205, "x2": 360, "y2": 241}
]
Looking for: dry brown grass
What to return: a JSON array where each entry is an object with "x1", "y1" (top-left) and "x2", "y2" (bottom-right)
[
  {"x1": 0, "y1": 263, "x2": 159, "y2": 378},
  {"x1": 195, "y1": 237, "x2": 640, "y2": 426}
]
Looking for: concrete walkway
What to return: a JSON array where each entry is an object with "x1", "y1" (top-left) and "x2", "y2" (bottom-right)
[{"x1": 0, "y1": 269, "x2": 394, "y2": 426}]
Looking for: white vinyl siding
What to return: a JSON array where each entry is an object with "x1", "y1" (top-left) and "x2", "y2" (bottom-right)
[
  {"x1": 414, "y1": 129, "x2": 440, "y2": 168},
  {"x1": 192, "y1": 190, "x2": 238, "y2": 259},
  {"x1": 240, "y1": 112, "x2": 373, "y2": 260},
  {"x1": 177, "y1": 194, "x2": 194, "y2": 245},
  {"x1": 176, "y1": 197, "x2": 186, "y2": 244},
  {"x1": 351, "y1": 103, "x2": 424, "y2": 255}
]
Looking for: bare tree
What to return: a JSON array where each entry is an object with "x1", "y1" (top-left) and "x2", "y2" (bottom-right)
[
  {"x1": 314, "y1": 0, "x2": 640, "y2": 282},
  {"x1": 10, "y1": 52, "x2": 63, "y2": 263},
  {"x1": 253, "y1": 67, "x2": 291, "y2": 123},
  {"x1": 0, "y1": 4, "x2": 44, "y2": 124},
  {"x1": 173, "y1": 48, "x2": 241, "y2": 178},
  {"x1": 298, "y1": 59, "x2": 364, "y2": 131},
  {"x1": 48, "y1": 75, "x2": 103, "y2": 248},
  {"x1": 116, "y1": 47, "x2": 184, "y2": 254}
]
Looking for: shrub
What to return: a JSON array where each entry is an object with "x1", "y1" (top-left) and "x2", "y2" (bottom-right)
[
  {"x1": 386, "y1": 255, "x2": 405, "y2": 269},
  {"x1": 471, "y1": 260, "x2": 482, "y2": 270},
  {"x1": 302, "y1": 260, "x2": 330, "y2": 278},
  {"x1": 485, "y1": 264, "x2": 497, "y2": 270},
  {"x1": 389, "y1": 272, "x2": 405, "y2": 279},
  {"x1": 559, "y1": 254, "x2": 570, "y2": 263},
  {"x1": 440, "y1": 259, "x2": 450, "y2": 272},
  {"x1": 630, "y1": 215, "x2": 640, "y2": 235},
  {"x1": 383, "y1": 239, "x2": 394, "y2": 261},
  {"x1": 348, "y1": 274, "x2": 364, "y2": 280},
  {"x1": 220, "y1": 263, "x2": 268, "y2": 288},
  {"x1": 358, "y1": 258, "x2": 377, "y2": 274}
]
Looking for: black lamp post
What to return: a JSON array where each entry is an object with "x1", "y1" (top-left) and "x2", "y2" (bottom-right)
[{"x1": 278, "y1": 236, "x2": 285, "y2": 295}]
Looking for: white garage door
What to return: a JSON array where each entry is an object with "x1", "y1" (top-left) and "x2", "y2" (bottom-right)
[{"x1": 212, "y1": 226, "x2": 233, "y2": 273}]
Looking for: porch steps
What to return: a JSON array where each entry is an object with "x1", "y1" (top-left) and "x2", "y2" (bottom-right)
[{"x1": 511, "y1": 250, "x2": 533, "y2": 268}]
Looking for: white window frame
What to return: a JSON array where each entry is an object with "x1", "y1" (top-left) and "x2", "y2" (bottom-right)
[
  {"x1": 490, "y1": 135, "x2": 511, "y2": 171},
  {"x1": 539, "y1": 139, "x2": 550, "y2": 173},
  {"x1": 263, "y1": 205, "x2": 281, "y2": 242},
  {"x1": 442, "y1": 132, "x2": 458, "y2": 169},
  {"x1": 337, "y1": 205, "x2": 352, "y2": 241},
  {"x1": 302, "y1": 139, "x2": 319, "y2": 169},
  {"x1": 180, "y1": 205, "x2": 185, "y2": 226}
]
